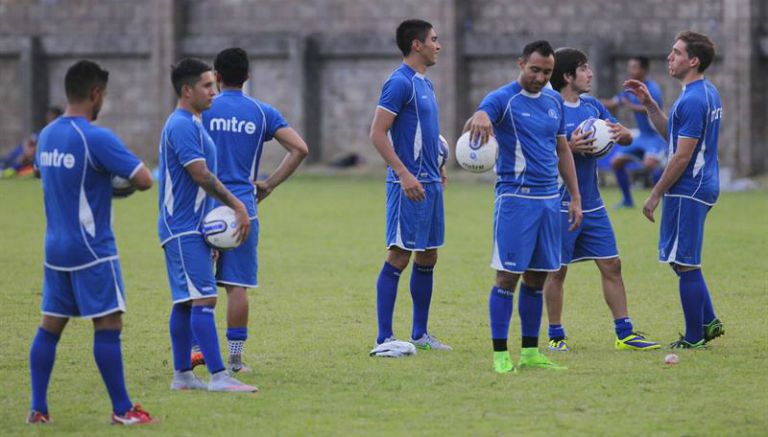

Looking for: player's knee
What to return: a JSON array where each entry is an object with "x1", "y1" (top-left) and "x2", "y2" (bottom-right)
[
  {"x1": 193, "y1": 296, "x2": 217, "y2": 307},
  {"x1": 522, "y1": 271, "x2": 547, "y2": 289},
  {"x1": 386, "y1": 248, "x2": 411, "y2": 270},
  {"x1": 495, "y1": 271, "x2": 518, "y2": 291},
  {"x1": 548, "y1": 267, "x2": 568, "y2": 284},
  {"x1": 414, "y1": 249, "x2": 437, "y2": 267},
  {"x1": 611, "y1": 157, "x2": 624, "y2": 170},
  {"x1": 599, "y1": 257, "x2": 622, "y2": 278},
  {"x1": 93, "y1": 312, "x2": 123, "y2": 330}
]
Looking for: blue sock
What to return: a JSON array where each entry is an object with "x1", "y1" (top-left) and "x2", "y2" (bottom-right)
[
  {"x1": 615, "y1": 167, "x2": 633, "y2": 206},
  {"x1": 376, "y1": 262, "x2": 401, "y2": 344},
  {"x1": 410, "y1": 263, "x2": 434, "y2": 340},
  {"x1": 169, "y1": 303, "x2": 192, "y2": 371},
  {"x1": 29, "y1": 327, "x2": 60, "y2": 414},
  {"x1": 518, "y1": 283, "x2": 543, "y2": 339},
  {"x1": 614, "y1": 317, "x2": 634, "y2": 339},
  {"x1": 489, "y1": 286, "x2": 514, "y2": 348},
  {"x1": 679, "y1": 270, "x2": 706, "y2": 343},
  {"x1": 548, "y1": 324, "x2": 566, "y2": 340},
  {"x1": 699, "y1": 272, "x2": 717, "y2": 324},
  {"x1": 93, "y1": 330, "x2": 132, "y2": 415},
  {"x1": 191, "y1": 306, "x2": 226, "y2": 374}
]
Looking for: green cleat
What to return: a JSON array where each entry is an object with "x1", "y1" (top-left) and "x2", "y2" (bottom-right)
[
  {"x1": 518, "y1": 348, "x2": 567, "y2": 370},
  {"x1": 615, "y1": 332, "x2": 661, "y2": 351},
  {"x1": 703, "y1": 318, "x2": 725, "y2": 343},
  {"x1": 493, "y1": 351, "x2": 516, "y2": 374},
  {"x1": 669, "y1": 335, "x2": 707, "y2": 349}
]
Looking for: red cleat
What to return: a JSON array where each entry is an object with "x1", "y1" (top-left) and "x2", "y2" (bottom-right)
[
  {"x1": 26, "y1": 411, "x2": 51, "y2": 424},
  {"x1": 191, "y1": 351, "x2": 205, "y2": 369},
  {"x1": 111, "y1": 404, "x2": 154, "y2": 426}
]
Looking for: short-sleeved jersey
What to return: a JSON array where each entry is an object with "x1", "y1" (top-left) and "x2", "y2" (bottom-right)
[
  {"x1": 158, "y1": 109, "x2": 217, "y2": 245},
  {"x1": 559, "y1": 96, "x2": 617, "y2": 211},
  {"x1": 377, "y1": 63, "x2": 441, "y2": 183},
  {"x1": 478, "y1": 82, "x2": 566, "y2": 196},
  {"x1": 202, "y1": 90, "x2": 288, "y2": 218},
  {"x1": 666, "y1": 79, "x2": 721, "y2": 205},
  {"x1": 616, "y1": 79, "x2": 663, "y2": 136},
  {"x1": 36, "y1": 116, "x2": 142, "y2": 270}
]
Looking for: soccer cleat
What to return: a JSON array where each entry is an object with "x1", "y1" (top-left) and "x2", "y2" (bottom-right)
[
  {"x1": 227, "y1": 354, "x2": 252, "y2": 374},
  {"x1": 208, "y1": 372, "x2": 258, "y2": 393},
  {"x1": 615, "y1": 332, "x2": 661, "y2": 351},
  {"x1": 170, "y1": 370, "x2": 207, "y2": 390},
  {"x1": 518, "y1": 348, "x2": 567, "y2": 370},
  {"x1": 370, "y1": 337, "x2": 417, "y2": 358},
  {"x1": 111, "y1": 404, "x2": 154, "y2": 426},
  {"x1": 704, "y1": 318, "x2": 725, "y2": 343},
  {"x1": 493, "y1": 351, "x2": 516, "y2": 374},
  {"x1": 26, "y1": 411, "x2": 51, "y2": 424},
  {"x1": 410, "y1": 334, "x2": 453, "y2": 351},
  {"x1": 669, "y1": 335, "x2": 707, "y2": 350},
  {"x1": 191, "y1": 351, "x2": 205, "y2": 369},
  {"x1": 548, "y1": 337, "x2": 570, "y2": 352}
]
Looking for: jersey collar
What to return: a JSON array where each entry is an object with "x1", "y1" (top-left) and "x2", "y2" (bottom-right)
[
  {"x1": 563, "y1": 98, "x2": 581, "y2": 108},
  {"x1": 520, "y1": 88, "x2": 541, "y2": 98}
]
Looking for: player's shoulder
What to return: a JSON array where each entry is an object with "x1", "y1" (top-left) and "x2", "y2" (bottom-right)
[{"x1": 541, "y1": 87, "x2": 564, "y2": 105}]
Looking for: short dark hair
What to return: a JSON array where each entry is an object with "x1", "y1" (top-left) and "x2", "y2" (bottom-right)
[
  {"x1": 629, "y1": 55, "x2": 650, "y2": 71},
  {"x1": 64, "y1": 60, "x2": 109, "y2": 102},
  {"x1": 551, "y1": 47, "x2": 588, "y2": 91},
  {"x1": 521, "y1": 40, "x2": 555, "y2": 60},
  {"x1": 396, "y1": 19, "x2": 433, "y2": 57},
  {"x1": 675, "y1": 31, "x2": 716, "y2": 72},
  {"x1": 214, "y1": 47, "x2": 250, "y2": 87},
  {"x1": 171, "y1": 58, "x2": 212, "y2": 97}
]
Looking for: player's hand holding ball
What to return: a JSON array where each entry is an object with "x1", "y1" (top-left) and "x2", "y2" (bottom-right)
[
  {"x1": 605, "y1": 120, "x2": 632, "y2": 145},
  {"x1": 468, "y1": 110, "x2": 494, "y2": 146},
  {"x1": 568, "y1": 125, "x2": 595, "y2": 154}
]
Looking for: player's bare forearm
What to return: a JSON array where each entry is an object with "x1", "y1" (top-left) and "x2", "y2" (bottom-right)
[
  {"x1": 186, "y1": 161, "x2": 241, "y2": 210},
  {"x1": 650, "y1": 138, "x2": 696, "y2": 198},
  {"x1": 370, "y1": 109, "x2": 409, "y2": 177},
  {"x1": 263, "y1": 127, "x2": 309, "y2": 191},
  {"x1": 644, "y1": 100, "x2": 669, "y2": 140}
]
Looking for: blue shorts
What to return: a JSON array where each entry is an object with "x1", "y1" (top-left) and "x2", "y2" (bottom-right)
[
  {"x1": 561, "y1": 207, "x2": 619, "y2": 265},
  {"x1": 385, "y1": 182, "x2": 444, "y2": 251},
  {"x1": 216, "y1": 218, "x2": 259, "y2": 288},
  {"x1": 491, "y1": 194, "x2": 560, "y2": 273},
  {"x1": 41, "y1": 260, "x2": 126, "y2": 318},
  {"x1": 617, "y1": 134, "x2": 667, "y2": 161},
  {"x1": 163, "y1": 234, "x2": 218, "y2": 303},
  {"x1": 659, "y1": 195, "x2": 711, "y2": 267}
]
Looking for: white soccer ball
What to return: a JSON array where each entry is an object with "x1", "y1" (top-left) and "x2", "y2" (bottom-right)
[
  {"x1": 202, "y1": 206, "x2": 241, "y2": 250},
  {"x1": 438, "y1": 135, "x2": 449, "y2": 169},
  {"x1": 577, "y1": 118, "x2": 615, "y2": 157},
  {"x1": 455, "y1": 131, "x2": 498, "y2": 173}
]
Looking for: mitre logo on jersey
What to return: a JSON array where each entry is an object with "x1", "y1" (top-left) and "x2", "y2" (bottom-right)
[
  {"x1": 38, "y1": 149, "x2": 76, "y2": 169},
  {"x1": 209, "y1": 117, "x2": 257, "y2": 134}
]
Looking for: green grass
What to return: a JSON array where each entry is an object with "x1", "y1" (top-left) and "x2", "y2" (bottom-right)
[{"x1": 1, "y1": 175, "x2": 767, "y2": 436}]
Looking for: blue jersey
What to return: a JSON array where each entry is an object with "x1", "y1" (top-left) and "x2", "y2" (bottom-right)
[
  {"x1": 158, "y1": 109, "x2": 217, "y2": 245},
  {"x1": 666, "y1": 79, "x2": 721, "y2": 205},
  {"x1": 36, "y1": 116, "x2": 142, "y2": 270},
  {"x1": 559, "y1": 96, "x2": 617, "y2": 211},
  {"x1": 377, "y1": 63, "x2": 441, "y2": 183},
  {"x1": 478, "y1": 82, "x2": 566, "y2": 196},
  {"x1": 616, "y1": 79, "x2": 663, "y2": 137},
  {"x1": 202, "y1": 90, "x2": 288, "y2": 218}
]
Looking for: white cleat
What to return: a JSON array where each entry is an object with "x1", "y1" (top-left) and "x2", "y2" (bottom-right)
[
  {"x1": 170, "y1": 370, "x2": 208, "y2": 391},
  {"x1": 410, "y1": 334, "x2": 453, "y2": 351},
  {"x1": 208, "y1": 371, "x2": 258, "y2": 393},
  {"x1": 369, "y1": 337, "x2": 417, "y2": 358}
]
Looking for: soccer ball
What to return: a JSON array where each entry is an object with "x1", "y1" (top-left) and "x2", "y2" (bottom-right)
[
  {"x1": 202, "y1": 206, "x2": 241, "y2": 250},
  {"x1": 577, "y1": 118, "x2": 615, "y2": 157},
  {"x1": 455, "y1": 131, "x2": 498, "y2": 173},
  {"x1": 111, "y1": 176, "x2": 136, "y2": 198},
  {"x1": 438, "y1": 135, "x2": 449, "y2": 169}
]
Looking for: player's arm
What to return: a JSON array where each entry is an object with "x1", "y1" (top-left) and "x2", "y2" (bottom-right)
[
  {"x1": 129, "y1": 164, "x2": 153, "y2": 190},
  {"x1": 256, "y1": 127, "x2": 309, "y2": 203},
  {"x1": 185, "y1": 161, "x2": 250, "y2": 242},
  {"x1": 624, "y1": 79, "x2": 668, "y2": 139},
  {"x1": 641, "y1": 137, "x2": 697, "y2": 222},
  {"x1": 605, "y1": 121, "x2": 633, "y2": 146},
  {"x1": 465, "y1": 111, "x2": 494, "y2": 145},
  {"x1": 369, "y1": 107, "x2": 425, "y2": 201},
  {"x1": 556, "y1": 135, "x2": 582, "y2": 231}
]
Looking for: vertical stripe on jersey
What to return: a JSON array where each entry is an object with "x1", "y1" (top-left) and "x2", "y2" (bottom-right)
[
  {"x1": 71, "y1": 121, "x2": 99, "y2": 253},
  {"x1": 164, "y1": 167, "x2": 174, "y2": 216}
]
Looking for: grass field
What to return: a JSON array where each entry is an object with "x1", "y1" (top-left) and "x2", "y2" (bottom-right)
[{"x1": 1, "y1": 175, "x2": 766, "y2": 436}]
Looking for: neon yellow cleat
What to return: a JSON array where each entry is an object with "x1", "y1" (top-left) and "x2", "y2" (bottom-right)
[
  {"x1": 493, "y1": 351, "x2": 516, "y2": 374},
  {"x1": 518, "y1": 348, "x2": 567, "y2": 370},
  {"x1": 615, "y1": 332, "x2": 661, "y2": 351}
]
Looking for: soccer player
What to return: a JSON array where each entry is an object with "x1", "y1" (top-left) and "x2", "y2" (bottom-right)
[
  {"x1": 543, "y1": 47, "x2": 660, "y2": 352},
  {"x1": 158, "y1": 58, "x2": 256, "y2": 392},
  {"x1": 368, "y1": 19, "x2": 451, "y2": 355},
  {"x1": 466, "y1": 41, "x2": 582, "y2": 373},
  {"x1": 624, "y1": 31, "x2": 724, "y2": 349},
  {"x1": 603, "y1": 56, "x2": 667, "y2": 208},
  {"x1": 201, "y1": 47, "x2": 309, "y2": 372},
  {"x1": 28, "y1": 60, "x2": 154, "y2": 425}
]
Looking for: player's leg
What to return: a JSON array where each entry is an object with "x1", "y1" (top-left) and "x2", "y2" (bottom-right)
[
  {"x1": 611, "y1": 144, "x2": 644, "y2": 208},
  {"x1": 544, "y1": 267, "x2": 569, "y2": 351},
  {"x1": 490, "y1": 270, "x2": 520, "y2": 373},
  {"x1": 225, "y1": 285, "x2": 249, "y2": 371},
  {"x1": 28, "y1": 314, "x2": 68, "y2": 424},
  {"x1": 375, "y1": 247, "x2": 411, "y2": 345}
]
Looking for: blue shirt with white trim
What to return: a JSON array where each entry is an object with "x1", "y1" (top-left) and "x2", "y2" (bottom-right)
[
  {"x1": 36, "y1": 116, "x2": 142, "y2": 270},
  {"x1": 202, "y1": 90, "x2": 288, "y2": 218},
  {"x1": 559, "y1": 95, "x2": 617, "y2": 211},
  {"x1": 667, "y1": 79, "x2": 721, "y2": 204},
  {"x1": 157, "y1": 108, "x2": 217, "y2": 245},
  {"x1": 478, "y1": 81, "x2": 566, "y2": 196},
  {"x1": 377, "y1": 63, "x2": 441, "y2": 183}
]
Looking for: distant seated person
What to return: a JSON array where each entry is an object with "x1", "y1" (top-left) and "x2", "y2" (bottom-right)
[
  {"x1": 1, "y1": 106, "x2": 63, "y2": 178},
  {"x1": 602, "y1": 57, "x2": 666, "y2": 208}
]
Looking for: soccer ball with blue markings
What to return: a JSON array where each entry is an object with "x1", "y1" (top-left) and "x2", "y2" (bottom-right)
[
  {"x1": 577, "y1": 118, "x2": 615, "y2": 158},
  {"x1": 438, "y1": 135, "x2": 449, "y2": 169},
  {"x1": 455, "y1": 131, "x2": 498, "y2": 173},
  {"x1": 202, "y1": 206, "x2": 242, "y2": 250}
]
